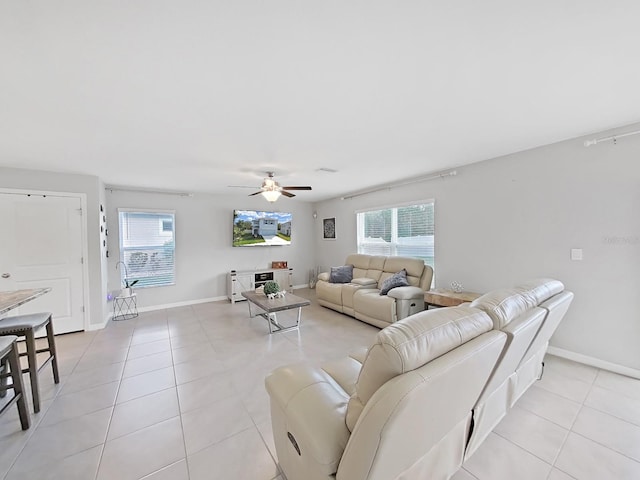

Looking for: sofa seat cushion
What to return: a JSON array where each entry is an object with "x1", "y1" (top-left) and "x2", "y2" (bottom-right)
[
  {"x1": 316, "y1": 281, "x2": 344, "y2": 309},
  {"x1": 340, "y1": 283, "x2": 371, "y2": 310},
  {"x1": 353, "y1": 289, "x2": 396, "y2": 324}
]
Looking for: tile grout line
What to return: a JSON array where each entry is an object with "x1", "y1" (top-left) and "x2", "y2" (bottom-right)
[
  {"x1": 545, "y1": 360, "x2": 600, "y2": 479},
  {"x1": 491, "y1": 430, "x2": 554, "y2": 471},
  {"x1": 92, "y1": 319, "x2": 133, "y2": 480},
  {"x1": 0, "y1": 336, "x2": 93, "y2": 480},
  {"x1": 568, "y1": 366, "x2": 640, "y2": 465},
  {"x1": 169, "y1": 306, "x2": 192, "y2": 480}
]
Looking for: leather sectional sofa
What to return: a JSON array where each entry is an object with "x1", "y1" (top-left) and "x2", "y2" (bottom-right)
[
  {"x1": 265, "y1": 278, "x2": 573, "y2": 480},
  {"x1": 316, "y1": 254, "x2": 434, "y2": 328}
]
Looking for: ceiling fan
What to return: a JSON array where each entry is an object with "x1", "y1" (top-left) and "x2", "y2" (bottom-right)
[{"x1": 231, "y1": 172, "x2": 312, "y2": 202}]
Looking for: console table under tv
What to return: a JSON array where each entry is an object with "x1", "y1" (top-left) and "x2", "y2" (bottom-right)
[{"x1": 227, "y1": 267, "x2": 293, "y2": 303}]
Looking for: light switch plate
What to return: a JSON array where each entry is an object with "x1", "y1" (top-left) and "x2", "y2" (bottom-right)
[{"x1": 570, "y1": 248, "x2": 583, "y2": 261}]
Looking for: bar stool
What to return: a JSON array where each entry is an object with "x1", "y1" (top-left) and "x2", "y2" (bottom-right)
[
  {"x1": 0, "y1": 312, "x2": 59, "y2": 413},
  {"x1": 0, "y1": 335, "x2": 30, "y2": 429}
]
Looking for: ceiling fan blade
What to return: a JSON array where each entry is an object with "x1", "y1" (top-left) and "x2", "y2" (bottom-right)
[
  {"x1": 248, "y1": 191, "x2": 262, "y2": 196},
  {"x1": 228, "y1": 185, "x2": 258, "y2": 189},
  {"x1": 281, "y1": 186, "x2": 312, "y2": 190},
  {"x1": 280, "y1": 190, "x2": 296, "y2": 198}
]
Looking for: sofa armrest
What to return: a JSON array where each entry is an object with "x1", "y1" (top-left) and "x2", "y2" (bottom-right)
[
  {"x1": 352, "y1": 278, "x2": 377, "y2": 287},
  {"x1": 387, "y1": 286, "x2": 424, "y2": 300},
  {"x1": 265, "y1": 364, "x2": 351, "y2": 475},
  {"x1": 318, "y1": 272, "x2": 330, "y2": 282}
]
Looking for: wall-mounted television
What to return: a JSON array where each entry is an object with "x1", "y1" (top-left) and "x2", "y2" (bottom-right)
[{"x1": 233, "y1": 210, "x2": 292, "y2": 247}]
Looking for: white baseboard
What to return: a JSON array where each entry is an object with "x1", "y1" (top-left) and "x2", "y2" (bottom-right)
[
  {"x1": 547, "y1": 346, "x2": 640, "y2": 379},
  {"x1": 101, "y1": 296, "x2": 228, "y2": 325},
  {"x1": 86, "y1": 319, "x2": 109, "y2": 331},
  {"x1": 104, "y1": 289, "x2": 309, "y2": 325},
  {"x1": 136, "y1": 296, "x2": 227, "y2": 314}
]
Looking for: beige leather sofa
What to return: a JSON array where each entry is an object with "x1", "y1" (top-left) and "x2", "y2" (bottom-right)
[
  {"x1": 464, "y1": 279, "x2": 574, "y2": 459},
  {"x1": 316, "y1": 254, "x2": 434, "y2": 328},
  {"x1": 265, "y1": 279, "x2": 572, "y2": 480}
]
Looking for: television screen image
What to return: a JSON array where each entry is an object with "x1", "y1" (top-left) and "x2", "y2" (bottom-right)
[{"x1": 233, "y1": 210, "x2": 292, "y2": 247}]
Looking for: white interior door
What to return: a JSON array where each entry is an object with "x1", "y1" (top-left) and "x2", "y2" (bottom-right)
[{"x1": 0, "y1": 193, "x2": 85, "y2": 333}]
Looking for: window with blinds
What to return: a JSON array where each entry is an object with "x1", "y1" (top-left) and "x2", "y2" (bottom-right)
[
  {"x1": 118, "y1": 210, "x2": 175, "y2": 288},
  {"x1": 356, "y1": 202, "x2": 434, "y2": 268}
]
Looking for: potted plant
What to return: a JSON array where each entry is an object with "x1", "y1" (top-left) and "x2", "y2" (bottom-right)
[
  {"x1": 116, "y1": 260, "x2": 139, "y2": 297},
  {"x1": 121, "y1": 278, "x2": 139, "y2": 297},
  {"x1": 263, "y1": 280, "x2": 282, "y2": 299}
]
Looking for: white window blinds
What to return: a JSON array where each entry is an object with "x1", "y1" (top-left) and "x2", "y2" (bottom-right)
[
  {"x1": 356, "y1": 202, "x2": 434, "y2": 268},
  {"x1": 118, "y1": 210, "x2": 175, "y2": 288}
]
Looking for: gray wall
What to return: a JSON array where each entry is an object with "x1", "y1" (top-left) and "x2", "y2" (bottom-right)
[
  {"x1": 105, "y1": 190, "x2": 316, "y2": 308},
  {"x1": 313, "y1": 123, "x2": 640, "y2": 372},
  {"x1": 0, "y1": 166, "x2": 107, "y2": 327}
]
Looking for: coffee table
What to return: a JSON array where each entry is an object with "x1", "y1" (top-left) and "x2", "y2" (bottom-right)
[{"x1": 241, "y1": 291, "x2": 311, "y2": 334}]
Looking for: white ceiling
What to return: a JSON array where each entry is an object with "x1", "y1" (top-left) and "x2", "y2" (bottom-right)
[{"x1": 1, "y1": 1, "x2": 639, "y2": 202}]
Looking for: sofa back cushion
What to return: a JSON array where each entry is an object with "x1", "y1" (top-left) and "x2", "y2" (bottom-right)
[
  {"x1": 470, "y1": 289, "x2": 534, "y2": 329},
  {"x1": 346, "y1": 306, "x2": 493, "y2": 430},
  {"x1": 514, "y1": 278, "x2": 564, "y2": 306},
  {"x1": 379, "y1": 256, "x2": 426, "y2": 289},
  {"x1": 343, "y1": 254, "x2": 432, "y2": 291},
  {"x1": 365, "y1": 256, "x2": 386, "y2": 283},
  {"x1": 345, "y1": 254, "x2": 384, "y2": 281},
  {"x1": 339, "y1": 328, "x2": 507, "y2": 480}
]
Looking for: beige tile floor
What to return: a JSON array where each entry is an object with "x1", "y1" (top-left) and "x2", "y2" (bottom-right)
[{"x1": 0, "y1": 288, "x2": 638, "y2": 480}]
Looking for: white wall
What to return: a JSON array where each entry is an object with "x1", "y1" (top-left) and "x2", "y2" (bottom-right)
[
  {"x1": 0, "y1": 166, "x2": 107, "y2": 327},
  {"x1": 313, "y1": 123, "x2": 640, "y2": 372},
  {"x1": 105, "y1": 190, "x2": 316, "y2": 308}
]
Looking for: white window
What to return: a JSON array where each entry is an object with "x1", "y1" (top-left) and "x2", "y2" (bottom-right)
[
  {"x1": 118, "y1": 210, "x2": 175, "y2": 288},
  {"x1": 356, "y1": 201, "x2": 434, "y2": 269}
]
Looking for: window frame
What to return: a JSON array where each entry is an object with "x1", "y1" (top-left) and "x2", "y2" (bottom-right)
[
  {"x1": 355, "y1": 199, "x2": 435, "y2": 268},
  {"x1": 118, "y1": 208, "x2": 176, "y2": 289}
]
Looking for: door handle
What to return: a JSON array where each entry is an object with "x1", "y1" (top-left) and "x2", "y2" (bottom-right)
[{"x1": 1, "y1": 273, "x2": 10, "y2": 279}]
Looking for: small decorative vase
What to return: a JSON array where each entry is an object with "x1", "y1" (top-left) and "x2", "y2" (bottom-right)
[{"x1": 450, "y1": 281, "x2": 464, "y2": 293}]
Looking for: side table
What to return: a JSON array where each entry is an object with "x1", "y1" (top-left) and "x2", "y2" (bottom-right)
[
  {"x1": 424, "y1": 289, "x2": 481, "y2": 309},
  {"x1": 113, "y1": 293, "x2": 138, "y2": 321}
]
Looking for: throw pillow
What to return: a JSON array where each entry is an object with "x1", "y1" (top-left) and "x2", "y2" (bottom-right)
[
  {"x1": 379, "y1": 268, "x2": 409, "y2": 295},
  {"x1": 329, "y1": 265, "x2": 354, "y2": 284}
]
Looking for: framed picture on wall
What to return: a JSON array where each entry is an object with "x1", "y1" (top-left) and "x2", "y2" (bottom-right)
[{"x1": 323, "y1": 217, "x2": 336, "y2": 240}]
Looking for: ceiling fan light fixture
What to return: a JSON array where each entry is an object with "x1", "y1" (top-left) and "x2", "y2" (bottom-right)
[{"x1": 261, "y1": 190, "x2": 281, "y2": 202}]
